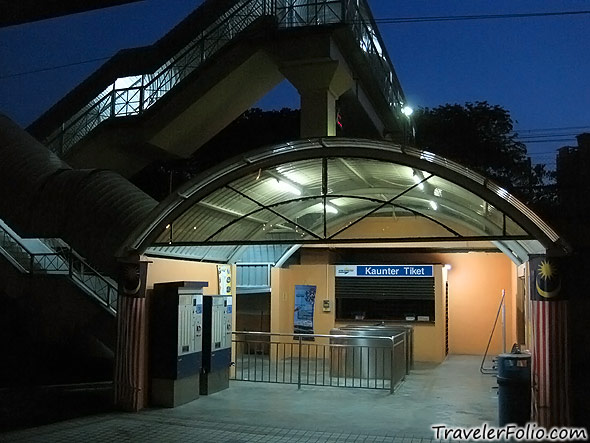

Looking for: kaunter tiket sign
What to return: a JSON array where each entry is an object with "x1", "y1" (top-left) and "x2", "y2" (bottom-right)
[{"x1": 335, "y1": 265, "x2": 434, "y2": 277}]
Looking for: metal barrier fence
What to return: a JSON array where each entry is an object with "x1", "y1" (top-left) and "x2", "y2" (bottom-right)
[{"x1": 231, "y1": 330, "x2": 408, "y2": 393}]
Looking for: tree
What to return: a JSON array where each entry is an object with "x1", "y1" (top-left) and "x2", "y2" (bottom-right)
[{"x1": 413, "y1": 101, "x2": 551, "y2": 204}]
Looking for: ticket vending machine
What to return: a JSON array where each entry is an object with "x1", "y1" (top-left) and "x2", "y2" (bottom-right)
[
  {"x1": 150, "y1": 281, "x2": 207, "y2": 407},
  {"x1": 200, "y1": 294, "x2": 233, "y2": 394}
]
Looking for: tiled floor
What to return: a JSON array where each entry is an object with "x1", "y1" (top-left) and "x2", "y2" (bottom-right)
[{"x1": 1, "y1": 356, "x2": 498, "y2": 442}]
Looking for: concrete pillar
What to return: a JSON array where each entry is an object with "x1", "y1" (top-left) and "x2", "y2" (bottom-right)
[
  {"x1": 300, "y1": 88, "x2": 337, "y2": 137},
  {"x1": 281, "y1": 59, "x2": 352, "y2": 138}
]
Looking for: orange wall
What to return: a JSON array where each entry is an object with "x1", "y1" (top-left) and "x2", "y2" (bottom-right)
[
  {"x1": 443, "y1": 252, "x2": 516, "y2": 355},
  {"x1": 271, "y1": 263, "x2": 446, "y2": 362},
  {"x1": 271, "y1": 264, "x2": 335, "y2": 337},
  {"x1": 338, "y1": 216, "x2": 480, "y2": 239},
  {"x1": 145, "y1": 256, "x2": 238, "y2": 355},
  {"x1": 146, "y1": 257, "x2": 221, "y2": 294},
  {"x1": 146, "y1": 257, "x2": 238, "y2": 330},
  {"x1": 272, "y1": 250, "x2": 518, "y2": 358}
]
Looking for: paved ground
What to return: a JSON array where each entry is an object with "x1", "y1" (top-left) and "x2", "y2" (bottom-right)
[{"x1": 1, "y1": 356, "x2": 498, "y2": 442}]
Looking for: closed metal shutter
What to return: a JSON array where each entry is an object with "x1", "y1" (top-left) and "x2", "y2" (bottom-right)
[
  {"x1": 335, "y1": 277, "x2": 435, "y2": 321},
  {"x1": 335, "y1": 277, "x2": 434, "y2": 299}
]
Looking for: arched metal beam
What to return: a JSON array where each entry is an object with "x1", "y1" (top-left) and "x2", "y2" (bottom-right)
[{"x1": 120, "y1": 138, "x2": 569, "y2": 257}]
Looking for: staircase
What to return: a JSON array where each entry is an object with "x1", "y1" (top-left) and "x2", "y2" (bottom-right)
[
  {"x1": 31, "y1": 0, "x2": 405, "y2": 165},
  {"x1": 0, "y1": 219, "x2": 117, "y2": 315}
]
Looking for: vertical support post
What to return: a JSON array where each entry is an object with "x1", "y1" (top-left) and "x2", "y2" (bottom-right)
[
  {"x1": 68, "y1": 247, "x2": 73, "y2": 278},
  {"x1": 389, "y1": 337, "x2": 395, "y2": 394},
  {"x1": 280, "y1": 60, "x2": 352, "y2": 138},
  {"x1": 297, "y1": 335, "x2": 302, "y2": 390},
  {"x1": 322, "y1": 158, "x2": 328, "y2": 238},
  {"x1": 110, "y1": 88, "x2": 116, "y2": 118},
  {"x1": 403, "y1": 331, "x2": 409, "y2": 376},
  {"x1": 139, "y1": 75, "x2": 145, "y2": 114},
  {"x1": 501, "y1": 289, "x2": 506, "y2": 354},
  {"x1": 59, "y1": 123, "x2": 65, "y2": 157},
  {"x1": 29, "y1": 254, "x2": 34, "y2": 274}
]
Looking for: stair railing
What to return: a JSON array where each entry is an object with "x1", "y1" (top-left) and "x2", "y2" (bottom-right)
[{"x1": 0, "y1": 223, "x2": 117, "y2": 314}]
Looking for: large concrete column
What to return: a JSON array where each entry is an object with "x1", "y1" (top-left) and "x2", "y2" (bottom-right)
[
  {"x1": 281, "y1": 59, "x2": 352, "y2": 138},
  {"x1": 300, "y1": 89, "x2": 337, "y2": 138}
]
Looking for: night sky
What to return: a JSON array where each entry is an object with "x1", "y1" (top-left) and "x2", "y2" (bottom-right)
[{"x1": 1, "y1": 0, "x2": 589, "y2": 169}]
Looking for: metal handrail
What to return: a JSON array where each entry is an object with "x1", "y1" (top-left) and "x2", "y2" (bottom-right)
[
  {"x1": 44, "y1": 0, "x2": 404, "y2": 158},
  {"x1": 232, "y1": 330, "x2": 408, "y2": 393},
  {"x1": 235, "y1": 330, "x2": 404, "y2": 341},
  {"x1": 0, "y1": 223, "x2": 117, "y2": 313},
  {"x1": 0, "y1": 228, "x2": 31, "y2": 272}
]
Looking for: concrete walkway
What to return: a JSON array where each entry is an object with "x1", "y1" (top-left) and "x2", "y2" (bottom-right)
[{"x1": 2, "y1": 356, "x2": 498, "y2": 442}]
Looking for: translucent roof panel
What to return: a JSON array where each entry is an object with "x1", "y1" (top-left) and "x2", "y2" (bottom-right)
[{"x1": 155, "y1": 156, "x2": 534, "y2": 247}]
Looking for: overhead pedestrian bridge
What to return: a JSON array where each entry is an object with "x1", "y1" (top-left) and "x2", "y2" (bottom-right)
[{"x1": 29, "y1": 0, "x2": 409, "y2": 176}]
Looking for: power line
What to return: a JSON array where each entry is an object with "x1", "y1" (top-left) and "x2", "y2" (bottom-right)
[
  {"x1": 371, "y1": 10, "x2": 590, "y2": 24},
  {"x1": 517, "y1": 134, "x2": 582, "y2": 140},
  {"x1": 1, "y1": 9, "x2": 589, "y2": 80},
  {"x1": 520, "y1": 139, "x2": 577, "y2": 144},
  {"x1": 528, "y1": 150, "x2": 571, "y2": 155},
  {"x1": 515, "y1": 125, "x2": 590, "y2": 133},
  {"x1": 0, "y1": 56, "x2": 112, "y2": 80}
]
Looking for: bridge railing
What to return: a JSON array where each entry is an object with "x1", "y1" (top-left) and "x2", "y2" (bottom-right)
[
  {"x1": 44, "y1": 0, "x2": 404, "y2": 157},
  {"x1": 46, "y1": 0, "x2": 269, "y2": 156},
  {"x1": 0, "y1": 223, "x2": 118, "y2": 314},
  {"x1": 344, "y1": 0, "x2": 404, "y2": 112}
]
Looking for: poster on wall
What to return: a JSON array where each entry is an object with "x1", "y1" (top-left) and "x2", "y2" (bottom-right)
[
  {"x1": 529, "y1": 256, "x2": 564, "y2": 301},
  {"x1": 217, "y1": 264, "x2": 232, "y2": 296},
  {"x1": 294, "y1": 285, "x2": 316, "y2": 336}
]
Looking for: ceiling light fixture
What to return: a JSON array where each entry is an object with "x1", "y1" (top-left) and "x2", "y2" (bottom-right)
[
  {"x1": 412, "y1": 173, "x2": 425, "y2": 190},
  {"x1": 324, "y1": 203, "x2": 338, "y2": 214},
  {"x1": 274, "y1": 178, "x2": 301, "y2": 195}
]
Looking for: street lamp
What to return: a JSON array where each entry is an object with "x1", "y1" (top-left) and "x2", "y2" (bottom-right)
[
  {"x1": 401, "y1": 105, "x2": 413, "y2": 117},
  {"x1": 401, "y1": 105, "x2": 413, "y2": 145}
]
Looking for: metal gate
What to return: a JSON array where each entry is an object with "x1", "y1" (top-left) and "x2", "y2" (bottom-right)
[{"x1": 231, "y1": 331, "x2": 409, "y2": 393}]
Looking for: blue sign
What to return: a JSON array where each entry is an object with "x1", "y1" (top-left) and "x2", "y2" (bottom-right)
[{"x1": 335, "y1": 265, "x2": 433, "y2": 277}]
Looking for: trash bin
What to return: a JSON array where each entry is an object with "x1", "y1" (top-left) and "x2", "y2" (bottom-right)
[{"x1": 497, "y1": 353, "x2": 531, "y2": 426}]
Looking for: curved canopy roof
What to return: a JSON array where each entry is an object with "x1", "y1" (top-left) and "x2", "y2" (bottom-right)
[{"x1": 125, "y1": 138, "x2": 568, "y2": 265}]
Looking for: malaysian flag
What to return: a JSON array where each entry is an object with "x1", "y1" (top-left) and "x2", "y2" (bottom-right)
[
  {"x1": 530, "y1": 256, "x2": 569, "y2": 426},
  {"x1": 114, "y1": 260, "x2": 148, "y2": 411}
]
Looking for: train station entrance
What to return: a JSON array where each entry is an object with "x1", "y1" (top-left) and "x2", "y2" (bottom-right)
[{"x1": 112, "y1": 138, "x2": 570, "y2": 427}]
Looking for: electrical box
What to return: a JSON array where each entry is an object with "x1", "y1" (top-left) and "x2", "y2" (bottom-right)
[
  {"x1": 150, "y1": 281, "x2": 207, "y2": 407},
  {"x1": 201, "y1": 294, "x2": 232, "y2": 394}
]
